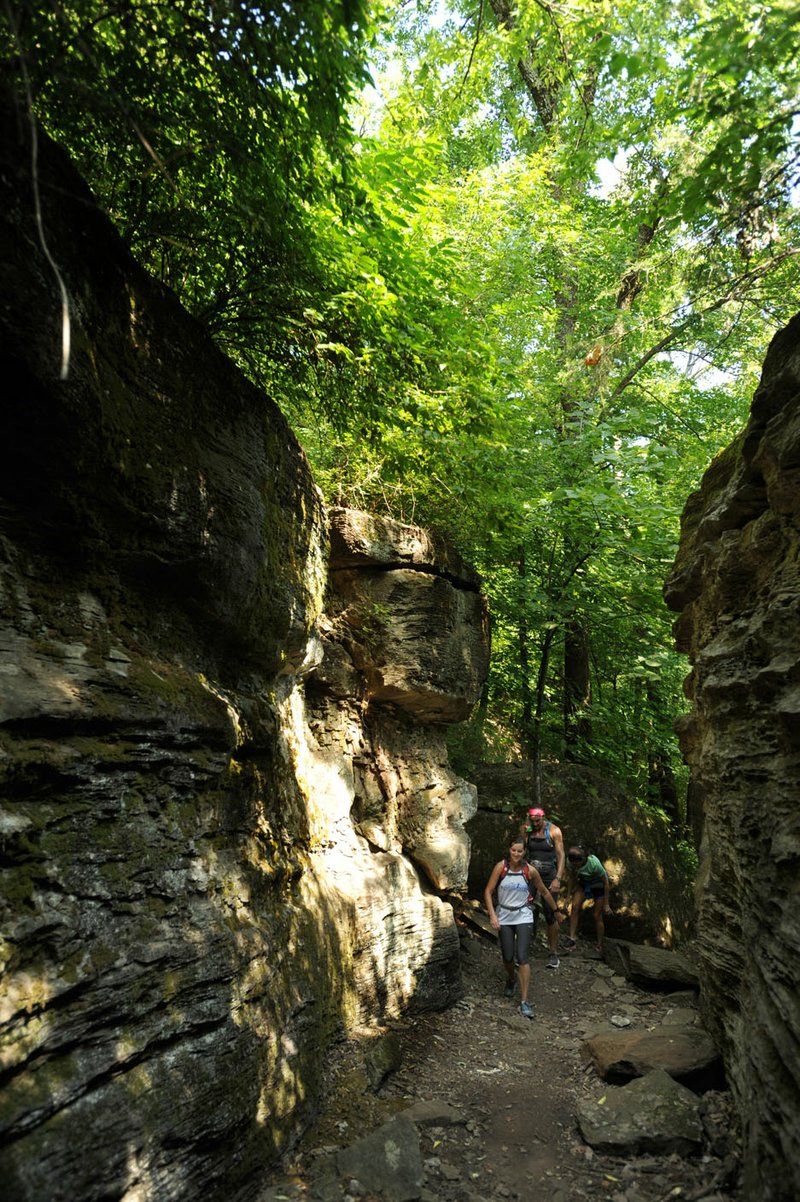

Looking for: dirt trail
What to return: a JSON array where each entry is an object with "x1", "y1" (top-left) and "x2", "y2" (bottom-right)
[{"x1": 263, "y1": 923, "x2": 741, "y2": 1202}]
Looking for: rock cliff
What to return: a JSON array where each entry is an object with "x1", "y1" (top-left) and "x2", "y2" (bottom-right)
[
  {"x1": 664, "y1": 314, "x2": 800, "y2": 1201},
  {"x1": 0, "y1": 96, "x2": 488, "y2": 1201}
]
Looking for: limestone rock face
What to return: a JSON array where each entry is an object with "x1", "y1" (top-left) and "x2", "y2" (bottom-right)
[
  {"x1": 327, "y1": 508, "x2": 489, "y2": 723},
  {"x1": 664, "y1": 313, "x2": 800, "y2": 1201},
  {"x1": 314, "y1": 508, "x2": 488, "y2": 892},
  {"x1": 0, "y1": 96, "x2": 488, "y2": 1202}
]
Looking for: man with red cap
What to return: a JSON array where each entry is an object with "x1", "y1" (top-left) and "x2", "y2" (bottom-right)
[{"x1": 520, "y1": 806, "x2": 565, "y2": 968}]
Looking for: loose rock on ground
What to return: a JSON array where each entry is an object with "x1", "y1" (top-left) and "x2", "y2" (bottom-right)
[{"x1": 260, "y1": 922, "x2": 741, "y2": 1202}]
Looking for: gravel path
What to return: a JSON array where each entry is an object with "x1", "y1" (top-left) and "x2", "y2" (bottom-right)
[{"x1": 263, "y1": 921, "x2": 741, "y2": 1202}]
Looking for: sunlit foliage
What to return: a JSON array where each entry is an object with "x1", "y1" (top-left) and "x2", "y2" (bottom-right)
[{"x1": 6, "y1": 0, "x2": 799, "y2": 813}]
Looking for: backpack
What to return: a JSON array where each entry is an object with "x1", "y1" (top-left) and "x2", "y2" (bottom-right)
[
  {"x1": 525, "y1": 821, "x2": 554, "y2": 867},
  {"x1": 526, "y1": 820, "x2": 552, "y2": 848}
]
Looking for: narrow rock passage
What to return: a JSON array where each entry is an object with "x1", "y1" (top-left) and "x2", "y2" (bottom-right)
[{"x1": 261, "y1": 926, "x2": 741, "y2": 1202}]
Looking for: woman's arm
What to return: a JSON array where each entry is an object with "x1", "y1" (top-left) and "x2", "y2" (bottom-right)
[
  {"x1": 529, "y1": 865, "x2": 558, "y2": 912},
  {"x1": 484, "y1": 862, "x2": 503, "y2": 929},
  {"x1": 552, "y1": 825, "x2": 566, "y2": 887}
]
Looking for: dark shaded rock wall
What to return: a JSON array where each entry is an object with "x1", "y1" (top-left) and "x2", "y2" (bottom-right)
[
  {"x1": 0, "y1": 97, "x2": 488, "y2": 1201},
  {"x1": 664, "y1": 314, "x2": 800, "y2": 1201}
]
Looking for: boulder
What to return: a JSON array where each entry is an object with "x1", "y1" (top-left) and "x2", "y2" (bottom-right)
[
  {"x1": 337, "y1": 1115, "x2": 423, "y2": 1202},
  {"x1": 577, "y1": 1068, "x2": 703, "y2": 1155},
  {"x1": 364, "y1": 1030, "x2": 404, "y2": 1090},
  {"x1": 661, "y1": 1007, "x2": 701, "y2": 1027},
  {"x1": 329, "y1": 507, "x2": 480, "y2": 587},
  {"x1": 584, "y1": 1026, "x2": 721, "y2": 1084},
  {"x1": 604, "y1": 939, "x2": 700, "y2": 989},
  {"x1": 328, "y1": 565, "x2": 489, "y2": 723},
  {"x1": 465, "y1": 763, "x2": 695, "y2": 945}
]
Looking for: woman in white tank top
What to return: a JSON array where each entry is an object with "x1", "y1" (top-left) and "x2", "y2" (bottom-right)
[{"x1": 484, "y1": 837, "x2": 561, "y2": 1019}]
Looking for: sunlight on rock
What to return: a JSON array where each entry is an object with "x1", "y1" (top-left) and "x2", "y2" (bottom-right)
[{"x1": 0, "y1": 112, "x2": 482, "y2": 1198}]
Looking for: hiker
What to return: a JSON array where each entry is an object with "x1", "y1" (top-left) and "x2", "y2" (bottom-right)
[
  {"x1": 484, "y1": 836, "x2": 563, "y2": 1020},
  {"x1": 561, "y1": 845, "x2": 611, "y2": 955},
  {"x1": 520, "y1": 805, "x2": 566, "y2": 970}
]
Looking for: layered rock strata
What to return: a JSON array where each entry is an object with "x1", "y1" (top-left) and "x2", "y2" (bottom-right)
[
  {"x1": 664, "y1": 314, "x2": 800, "y2": 1201},
  {"x1": 0, "y1": 96, "x2": 488, "y2": 1201}
]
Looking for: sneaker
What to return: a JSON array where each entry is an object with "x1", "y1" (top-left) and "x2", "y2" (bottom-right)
[
  {"x1": 546, "y1": 953, "x2": 560, "y2": 970},
  {"x1": 561, "y1": 937, "x2": 577, "y2": 952},
  {"x1": 519, "y1": 1001, "x2": 534, "y2": 1019},
  {"x1": 503, "y1": 979, "x2": 515, "y2": 998}
]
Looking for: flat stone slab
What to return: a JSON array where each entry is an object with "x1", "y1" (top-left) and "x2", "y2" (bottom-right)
[
  {"x1": 585, "y1": 1025, "x2": 720, "y2": 1082},
  {"x1": 577, "y1": 1068, "x2": 703, "y2": 1155},
  {"x1": 604, "y1": 940, "x2": 699, "y2": 989},
  {"x1": 400, "y1": 1100, "x2": 466, "y2": 1127},
  {"x1": 661, "y1": 1007, "x2": 701, "y2": 1027}
]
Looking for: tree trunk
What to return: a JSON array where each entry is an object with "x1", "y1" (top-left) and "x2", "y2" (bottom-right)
[
  {"x1": 648, "y1": 749, "x2": 680, "y2": 823},
  {"x1": 529, "y1": 625, "x2": 556, "y2": 806},
  {"x1": 517, "y1": 544, "x2": 537, "y2": 762},
  {"x1": 564, "y1": 618, "x2": 591, "y2": 756}
]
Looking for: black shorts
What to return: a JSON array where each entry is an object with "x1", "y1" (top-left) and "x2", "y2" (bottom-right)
[
  {"x1": 534, "y1": 869, "x2": 558, "y2": 925},
  {"x1": 499, "y1": 922, "x2": 533, "y2": 965}
]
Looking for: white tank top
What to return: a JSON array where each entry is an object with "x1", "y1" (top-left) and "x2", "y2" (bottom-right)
[{"x1": 496, "y1": 868, "x2": 533, "y2": 926}]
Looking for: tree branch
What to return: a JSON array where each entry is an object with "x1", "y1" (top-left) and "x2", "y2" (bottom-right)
[
  {"x1": 608, "y1": 248, "x2": 800, "y2": 403},
  {"x1": 459, "y1": 0, "x2": 485, "y2": 94}
]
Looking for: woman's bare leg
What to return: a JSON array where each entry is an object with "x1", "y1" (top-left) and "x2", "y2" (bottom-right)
[
  {"x1": 594, "y1": 899, "x2": 606, "y2": 951},
  {"x1": 569, "y1": 888, "x2": 586, "y2": 941}
]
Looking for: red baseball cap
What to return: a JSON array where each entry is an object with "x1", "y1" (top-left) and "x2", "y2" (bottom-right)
[{"x1": 528, "y1": 807, "x2": 545, "y2": 817}]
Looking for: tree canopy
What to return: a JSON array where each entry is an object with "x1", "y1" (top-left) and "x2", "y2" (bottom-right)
[{"x1": 5, "y1": 0, "x2": 800, "y2": 817}]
